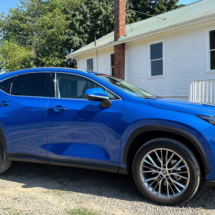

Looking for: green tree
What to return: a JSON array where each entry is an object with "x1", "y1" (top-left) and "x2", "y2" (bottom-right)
[
  {"x1": 0, "y1": 41, "x2": 33, "y2": 72},
  {"x1": 0, "y1": 0, "x2": 185, "y2": 72},
  {"x1": 0, "y1": 0, "x2": 83, "y2": 71},
  {"x1": 65, "y1": 0, "x2": 134, "y2": 53},
  {"x1": 0, "y1": 0, "x2": 134, "y2": 71}
]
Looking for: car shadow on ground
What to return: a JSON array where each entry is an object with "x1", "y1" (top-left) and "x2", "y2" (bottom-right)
[{"x1": 1, "y1": 161, "x2": 215, "y2": 210}]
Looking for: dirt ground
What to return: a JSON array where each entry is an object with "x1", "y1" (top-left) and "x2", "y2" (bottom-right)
[{"x1": 0, "y1": 161, "x2": 214, "y2": 215}]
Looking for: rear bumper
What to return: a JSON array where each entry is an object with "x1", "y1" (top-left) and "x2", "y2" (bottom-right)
[{"x1": 205, "y1": 180, "x2": 215, "y2": 186}]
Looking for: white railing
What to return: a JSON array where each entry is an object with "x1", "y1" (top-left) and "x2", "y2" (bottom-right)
[{"x1": 190, "y1": 79, "x2": 215, "y2": 104}]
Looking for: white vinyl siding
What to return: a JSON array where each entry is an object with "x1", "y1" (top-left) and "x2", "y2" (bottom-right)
[
  {"x1": 76, "y1": 19, "x2": 215, "y2": 101},
  {"x1": 97, "y1": 47, "x2": 114, "y2": 75},
  {"x1": 77, "y1": 47, "x2": 114, "y2": 75},
  {"x1": 76, "y1": 52, "x2": 95, "y2": 71},
  {"x1": 126, "y1": 21, "x2": 215, "y2": 100}
]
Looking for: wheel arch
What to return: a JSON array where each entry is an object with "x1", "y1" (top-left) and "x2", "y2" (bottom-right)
[{"x1": 123, "y1": 125, "x2": 210, "y2": 176}]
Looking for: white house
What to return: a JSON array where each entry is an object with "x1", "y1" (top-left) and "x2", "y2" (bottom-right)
[{"x1": 66, "y1": 0, "x2": 215, "y2": 102}]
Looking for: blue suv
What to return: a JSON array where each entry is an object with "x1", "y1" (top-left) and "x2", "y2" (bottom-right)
[{"x1": 0, "y1": 68, "x2": 214, "y2": 206}]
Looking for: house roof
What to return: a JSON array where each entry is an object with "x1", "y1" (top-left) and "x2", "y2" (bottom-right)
[{"x1": 66, "y1": 0, "x2": 215, "y2": 59}]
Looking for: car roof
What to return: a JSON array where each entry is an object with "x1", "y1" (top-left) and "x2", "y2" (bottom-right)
[
  {"x1": 0, "y1": 67, "x2": 100, "y2": 81},
  {"x1": 0, "y1": 68, "x2": 129, "y2": 99}
]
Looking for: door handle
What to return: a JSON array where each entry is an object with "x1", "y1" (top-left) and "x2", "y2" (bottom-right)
[
  {"x1": 0, "y1": 101, "x2": 9, "y2": 107},
  {"x1": 49, "y1": 106, "x2": 67, "y2": 111}
]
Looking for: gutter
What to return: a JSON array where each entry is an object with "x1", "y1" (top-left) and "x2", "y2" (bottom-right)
[{"x1": 66, "y1": 13, "x2": 215, "y2": 59}]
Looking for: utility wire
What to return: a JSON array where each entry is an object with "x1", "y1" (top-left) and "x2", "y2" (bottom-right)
[{"x1": 127, "y1": 9, "x2": 166, "y2": 20}]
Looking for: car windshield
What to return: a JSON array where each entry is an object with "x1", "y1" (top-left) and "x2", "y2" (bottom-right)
[{"x1": 96, "y1": 75, "x2": 158, "y2": 99}]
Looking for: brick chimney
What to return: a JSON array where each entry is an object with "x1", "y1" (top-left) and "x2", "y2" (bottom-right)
[{"x1": 114, "y1": 0, "x2": 126, "y2": 80}]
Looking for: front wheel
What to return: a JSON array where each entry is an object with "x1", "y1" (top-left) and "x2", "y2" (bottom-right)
[{"x1": 132, "y1": 138, "x2": 200, "y2": 206}]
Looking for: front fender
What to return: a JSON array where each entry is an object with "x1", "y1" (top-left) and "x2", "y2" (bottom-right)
[{"x1": 120, "y1": 118, "x2": 212, "y2": 176}]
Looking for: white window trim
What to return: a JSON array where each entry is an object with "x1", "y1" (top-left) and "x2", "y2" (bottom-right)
[
  {"x1": 86, "y1": 56, "x2": 94, "y2": 71},
  {"x1": 206, "y1": 27, "x2": 215, "y2": 74},
  {"x1": 110, "y1": 52, "x2": 114, "y2": 76},
  {"x1": 148, "y1": 40, "x2": 165, "y2": 78}
]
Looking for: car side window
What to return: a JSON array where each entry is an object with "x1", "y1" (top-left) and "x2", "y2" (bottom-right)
[
  {"x1": 55, "y1": 73, "x2": 118, "y2": 100},
  {"x1": 0, "y1": 77, "x2": 16, "y2": 94},
  {"x1": 11, "y1": 73, "x2": 48, "y2": 97}
]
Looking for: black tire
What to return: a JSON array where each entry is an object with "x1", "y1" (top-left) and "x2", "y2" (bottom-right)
[
  {"x1": 132, "y1": 138, "x2": 200, "y2": 206},
  {"x1": 0, "y1": 137, "x2": 11, "y2": 174}
]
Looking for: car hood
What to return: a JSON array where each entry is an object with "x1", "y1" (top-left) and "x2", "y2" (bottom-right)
[{"x1": 147, "y1": 98, "x2": 215, "y2": 116}]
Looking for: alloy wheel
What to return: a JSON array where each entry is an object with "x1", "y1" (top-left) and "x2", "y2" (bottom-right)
[{"x1": 139, "y1": 148, "x2": 190, "y2": 198}]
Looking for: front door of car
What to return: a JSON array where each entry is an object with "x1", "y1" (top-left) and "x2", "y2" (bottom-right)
[
  {"x1": 0, "y1": 73, "x2": 50, "y2": 161},
  {"x1": 47, "y1": 73, "x2": 123, "y2": 171}
]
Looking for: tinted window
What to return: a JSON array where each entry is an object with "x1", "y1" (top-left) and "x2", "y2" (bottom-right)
[
  {"x1": 55, "y1": 73, "x2": 117, "y2": 100},
  {"x1": 0, "y1": 77, "x2": 16, "y2": 93},
  {"x1": 11, "y1": 73, "x2": 48, "y2": 97}
]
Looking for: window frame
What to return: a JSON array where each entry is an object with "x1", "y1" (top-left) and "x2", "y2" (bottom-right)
[
  {"x1": 0, "y1": 76, "x2": 17, "y2": 94},
  {"x1": 0, "y1": 72, "x2": 122, "y2": 100},
  {"x1": 0, "y1": 72, "x2": 50, "y2": 98},
  {"x1": 86, "y1": 57, "x2": 94, "y2": 72},
  {"x1": 206, "y1": 27, "x2": 215, "y2": 73},
  {"x1": 52, "y1": 72, "x2": 122, "y2": 101},
  {"x1": 148, "y1": 40, "x2": 165, "y2": 78}
]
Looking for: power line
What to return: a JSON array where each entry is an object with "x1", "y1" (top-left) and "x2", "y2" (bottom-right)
[{"x1": 127, "y1": 9, "x2": 166, "y2": 20}]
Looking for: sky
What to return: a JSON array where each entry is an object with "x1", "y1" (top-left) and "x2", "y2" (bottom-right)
[
  {"x1": 179, "y1": 0, "x2": 199, "y2": 4},
  {"x1": 0, "y1": 0, "x2": 200, "y2": 14},
  {"x1": 0, "y1": 0, "x2": 21, "y2": 14}
]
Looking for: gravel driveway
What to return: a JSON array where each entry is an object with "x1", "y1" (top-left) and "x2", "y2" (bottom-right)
[{"x1": 0, "y1": 161, "x2": 214, "y2": 215}]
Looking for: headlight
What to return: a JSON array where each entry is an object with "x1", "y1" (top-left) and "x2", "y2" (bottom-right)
[{"x1": 197, "y1": 115, "x2": 215, "y2": 125}]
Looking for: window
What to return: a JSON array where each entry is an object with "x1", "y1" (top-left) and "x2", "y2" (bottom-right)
[
  {"x1": 111, "y1": 54, "x2": 114, "y2": 76},
  {"x1": 87, "y1": 58, "x2": 93, "y2": 71},
  {"x1": 0, "y1": 77, "x2": 16, "y2": 93},
  {"x1": 210, "y1": 30, "x2": 215, "y2": 70},
  {"x1": 150, "y1": 42, "x2": 163, "y2": 76},
  {"x1": 96, "y1": 75, "x2": 157, "y2": 99},
  {"x1": 54, "y1": 73, "x2": 117, "y2": 100},
  {"x1": 11, "y1": 73, "x2": 48, "y2": 97}
]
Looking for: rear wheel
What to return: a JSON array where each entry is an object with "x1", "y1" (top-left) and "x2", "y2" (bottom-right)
[
  {"x1": 0, "y1": 137, "x2": 11, "y2": 174},
  {"x1": 132, "y1": 138, "x2": 200, "y2": 206}
]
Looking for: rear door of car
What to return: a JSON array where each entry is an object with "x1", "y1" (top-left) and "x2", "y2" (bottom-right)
[{"x1": 0, "y1": 72, "x2": 49, "y2": 162}]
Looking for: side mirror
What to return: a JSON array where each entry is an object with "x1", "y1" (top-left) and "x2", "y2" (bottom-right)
[{"x1": 85, "y1": 88, "x2": 112, "y2": 108}]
